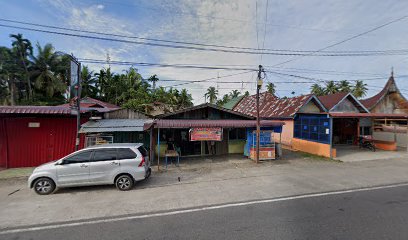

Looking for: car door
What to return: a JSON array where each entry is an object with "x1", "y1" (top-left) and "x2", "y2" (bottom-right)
[
  {"x1": 88, "y1": 148, "x2": 120, "y2": 184},
  {"x1": 56, "y1": 150, "x2": 92, "y2": 186}
]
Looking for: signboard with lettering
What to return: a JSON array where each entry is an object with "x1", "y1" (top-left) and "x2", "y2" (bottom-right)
[{"x1": 190, "y1": 128, "x2": 222, "y2": 141}]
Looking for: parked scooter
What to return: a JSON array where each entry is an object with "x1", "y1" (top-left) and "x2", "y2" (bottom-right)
[{"x1": 358, "y1": 136, "x2": 376, "y2": 152}]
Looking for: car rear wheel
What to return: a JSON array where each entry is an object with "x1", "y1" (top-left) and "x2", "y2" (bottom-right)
[
  {"x1": 33, "y1": 177, "x2": 56, "y2": 195},
  {"x1": 115, "y1": 175, "x2": 134, "y2": 191}
]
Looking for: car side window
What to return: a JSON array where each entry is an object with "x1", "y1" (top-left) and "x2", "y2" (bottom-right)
[
  {"x1": 117, "y1": 148, "x2": 137, "y2": 160},
  {"x1": 92, "y1": 149, "x2": 117, "y2": 162},
  {"x1": 64, "y1": 151, "x2": 92, "y2": 164}
]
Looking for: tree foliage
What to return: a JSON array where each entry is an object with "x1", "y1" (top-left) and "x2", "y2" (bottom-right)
[
  {"x1": 310, "y1": 80, "x2": 368, "y2": 98},
  {"x1": 0, "y1": 33, "x2": 194, "y2": 112}
]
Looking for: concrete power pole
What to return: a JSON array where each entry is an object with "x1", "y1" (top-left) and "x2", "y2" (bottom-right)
[{"x1": 256, "y1": 65, "x2": 264, "y2": 164}]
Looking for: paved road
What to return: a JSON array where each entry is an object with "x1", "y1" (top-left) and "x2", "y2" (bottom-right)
[{"x1": 2, "y1": 184, "x2": 408, "y2": 240}]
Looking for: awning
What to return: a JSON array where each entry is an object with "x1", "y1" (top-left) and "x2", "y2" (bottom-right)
[
  {"x1": 143, "y1": 119, "x2": 285, "y2": 130},
  {"x1": 80, "y1": 119, "x2": 151, "y2": 133},
  {"x1": 329, "y1": 113, "x2": 408, "y2": 118}
]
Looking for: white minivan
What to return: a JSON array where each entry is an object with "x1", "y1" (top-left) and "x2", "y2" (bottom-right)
[{"x1": 28, "y1": 143, "x2": 151, "y2": 195}]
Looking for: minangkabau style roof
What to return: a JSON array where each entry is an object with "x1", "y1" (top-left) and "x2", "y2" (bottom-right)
[{"x1": 360, "y1": 73, "x2": 408, "y2": 110}]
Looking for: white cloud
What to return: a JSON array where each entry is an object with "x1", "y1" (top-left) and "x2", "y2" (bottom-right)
[{"x1": 96, "y1": 4, "x2": 104, "y2": 10}]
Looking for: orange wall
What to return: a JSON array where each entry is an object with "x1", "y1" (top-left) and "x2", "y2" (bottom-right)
[
  {"x1": 272, "y1": 120, "x2": 294, "y2": 147},
  {"x1": 292, "y1": 138, "x2": 336, "y2": 158}
]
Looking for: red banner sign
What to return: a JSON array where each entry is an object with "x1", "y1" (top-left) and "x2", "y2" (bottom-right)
[{"x1": 190, "y1": 128, "x2": 222, "y2": 141}]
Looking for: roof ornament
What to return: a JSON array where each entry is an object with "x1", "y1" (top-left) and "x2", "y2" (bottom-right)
[{"x1": 391, "y1": 67, "x2": 394, "y2": 77}]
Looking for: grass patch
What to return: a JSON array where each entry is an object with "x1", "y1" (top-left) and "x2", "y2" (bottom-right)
[
  {"x1": 299, "y1": 152, "x2": 342, "y2": 163},
  {"x1": 0, "y1": 167, "x2": 34, "y2": 179}
]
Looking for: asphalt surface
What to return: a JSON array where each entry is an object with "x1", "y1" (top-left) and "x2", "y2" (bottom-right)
[{"x1": 2, "y1": 185, "x2": 408, "y2": 240}]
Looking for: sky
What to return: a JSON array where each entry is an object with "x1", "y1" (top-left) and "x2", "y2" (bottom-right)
[{"x1": 1, "y1": 0, "x2": 408, "y2": 104}]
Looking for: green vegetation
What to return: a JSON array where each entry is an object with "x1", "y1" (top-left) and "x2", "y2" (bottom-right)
[
  {"x1": 0, "y1": 33, "x2": 194, "y2": 113},
  {"x1": 310, "y1": 80, "x2": 368, "y2": 98}
]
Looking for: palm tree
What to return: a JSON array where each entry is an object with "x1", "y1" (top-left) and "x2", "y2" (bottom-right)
[
  {"x1": 29, "y1": 43, "x2": 66, "y2": 98},
  {"x1": 148, "y1": 74, "x2": 159, "y2": 90},
  {"x1": 266, "y1": 82, "x2": 276, "y2": 95},
  {"x1": 310, "y1": 83, "x2": 324, "y2": 96},
  {"x1": 81, "y1": 66, "x2": 97, "y2": 98},
  {"x1": 353, "y1": 80, "x2": 368, "y2": 98},
  {"x1": 10, "y1": 33, "x2": 33, "y2": 101},
  {"x1": 244, "y1": 91, "x2": 250, "y2": 97},
  {"x1": 205, "y1": 86, "x2": 218, "y2": 104},
  {"x1": 337, "y1": 80, "x2": 351, "y2": 92},
  {"x1": 229, "y1": 90, "x2": 241, "y2": 98},
  {"x1": 177, "y1": 88, "x2": 193, "y2": 109},
  {"x1": 324, "y1": 81, "x2": 339, "y2": 95}
]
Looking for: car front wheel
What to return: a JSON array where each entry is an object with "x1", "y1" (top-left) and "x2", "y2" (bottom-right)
[
  {"x1": 33, "y1": 177, "x2": 56, "y2": 195},
  {"x1": 115, "y1": 175, "x2": 134, "y2": 191}
]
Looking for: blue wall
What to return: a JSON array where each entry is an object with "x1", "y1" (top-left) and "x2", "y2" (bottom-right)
[{"x1": 294, "y1": 114, "x2": 331, "y2": 144}]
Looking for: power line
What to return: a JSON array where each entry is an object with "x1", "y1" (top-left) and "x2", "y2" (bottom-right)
[
  {"x1": 2, "y1": 20, "x2": 408, "y2": 56},
  {"x1": 269, "y1": 14, "x2": 408, "y2": 67},
  {"x1": 260, "y1": 0, "x2": 269, "y2": 62}
]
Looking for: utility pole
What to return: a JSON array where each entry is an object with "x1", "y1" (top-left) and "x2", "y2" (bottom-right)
[
  {"x1": 256, "y1": 65, "x2": 264, "y2": 164},
  {"x1": 75, "y1": 60, "x2": 82, "y2": 151}
]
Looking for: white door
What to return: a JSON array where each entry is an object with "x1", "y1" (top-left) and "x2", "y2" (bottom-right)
[
  {"x1": 89, "y1": 148, "x2": 120, "y2": 184},
  {"x1": 56, "y1": 150, "x2": 92, "y2": 186}
]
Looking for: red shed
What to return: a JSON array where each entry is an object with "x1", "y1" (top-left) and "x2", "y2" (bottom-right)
[{"x1": 0, "y1": 99, "x2": 119, "y2": 168}]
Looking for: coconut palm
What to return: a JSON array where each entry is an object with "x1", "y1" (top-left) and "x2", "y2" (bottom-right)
[
  {"x1": 353, "y1": 80, "x2": 368, "y2": 98},
  {"x1": 205, "y1": 86, "x2": 218, "y2": 104},
  {"x1": 324, "y1": 81, "x2": 339, "y2": 95},
  {"x1": 148, "y1": 74, "x2": 159, "y2": 90},
  {"x1": 229, "y1": 89, "x2": 241, "y2": 98},
  {"x1": 29, "y1": 43, "x2": 66, "y2": 98},
  {"x1": 337, "y1": 80, "x2": 351, "y2": 92},
  {"x1": 10, "y1": 33, "x2": 33, "y2": 100},
  {"x1": 177, "y1": 88, "x2": 193, "y2": 109},
  {"x1": 266, "y1": 82, "x2": 276, "y2": 95},
  {"x1": 310, "y1": 83, "x2": 324, "y2": 96},
  {"x1": 81, "y1": 66, "x2": 97, "y2": 98}
]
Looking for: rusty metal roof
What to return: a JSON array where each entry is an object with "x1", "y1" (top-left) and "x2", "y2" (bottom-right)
[
  {"x1": 58, "y1": 97, "x2": 120, "y2": 110},
  {"x1": 233, "y1": 92, "x2": 277, "y2": 117},
  {"x1": 318, "y1": 92, "x2": 349, "y2": 110},
  {"x1": 234, "y1": 93, "x2": 322, "y2": 118},
  {"x1": 144, "y1": 119, "x2": 285, "y2": 130},
  {"x1": 0, "y1": 106, "x2": 77, "y2": 115}
]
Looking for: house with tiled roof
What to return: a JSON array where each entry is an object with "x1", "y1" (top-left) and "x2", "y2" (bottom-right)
[{"x1": 233, "y1": 93, "x2": 329, "y2": 154}]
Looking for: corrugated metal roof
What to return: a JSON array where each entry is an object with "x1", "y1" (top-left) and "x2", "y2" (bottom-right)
[
  {"x1": 233, "y1": 92, "x2": 277, "y2": 116},
  {"x1": 156, "y1": 103, "x2": 253, "y2": 119},
  {"x1": 0, "y1": 106, "x2": 77, "y2": 115},
  {"x1": 360, "y1": 75, "x2": 400, "y2": 110},
  {"x1": 144, "y1": 119, "x2": 285, "y2": 130},
  {"x1": 80, "y1": 119, "x2": 151, "y2": 133},
  {"x1": 223, "y1": 96, "x2": 245, "y2": 110},
  {"x1": 58, "y1": 97, "x2": 120, "y2": 110},
  {"x1": 234, "y1": 93, "x2": 322, "y2": 118},
  {"x1": 318, "y1": 92, "x2": 349, "y2": 110}
]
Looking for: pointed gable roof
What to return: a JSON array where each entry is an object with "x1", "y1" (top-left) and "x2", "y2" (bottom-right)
[
  {"x1": 360, "y1": 74, "x2": 407, "y2": 110},
  {"x1": 318, "y1": 92, "x2": 369, "y2": 113}
]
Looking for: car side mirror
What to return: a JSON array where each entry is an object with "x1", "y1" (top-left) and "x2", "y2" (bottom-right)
[{"x1": 56, "y1": 160, "x2": 65, "y2": 165}]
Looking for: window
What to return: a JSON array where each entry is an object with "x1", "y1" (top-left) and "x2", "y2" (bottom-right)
[
  {"x1": 92, "y1": 149, "x2": 117, "y2": 162},
  {"x1": 117, "y1": 148, "x2": 137, "y2": 160},
  {"x1": 137, "y1": 146, "x2": 148, "y2": 157},
  {"x1": 294, "y1": 115, "x2": 331, "y2": 144},
  {"x1": 64, "y1": 151, "x2": 92, "y2": 164}
]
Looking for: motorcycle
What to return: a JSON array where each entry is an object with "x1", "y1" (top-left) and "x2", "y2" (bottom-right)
[{"x1": 358, "y1": 136, "x2": 376, "y2": 152}]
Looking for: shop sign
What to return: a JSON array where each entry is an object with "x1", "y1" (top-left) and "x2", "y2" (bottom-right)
[{"x1": 190, "y1": 127, "x2": 222, "y2": 141}]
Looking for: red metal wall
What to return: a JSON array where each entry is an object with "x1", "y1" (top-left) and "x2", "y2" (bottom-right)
[
  {"x1": 0, "y1": 119, "x2": 7, "y2": 168},
  {"x1": 3, "y1": 117, "x2": 85, "y2": 168}
]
